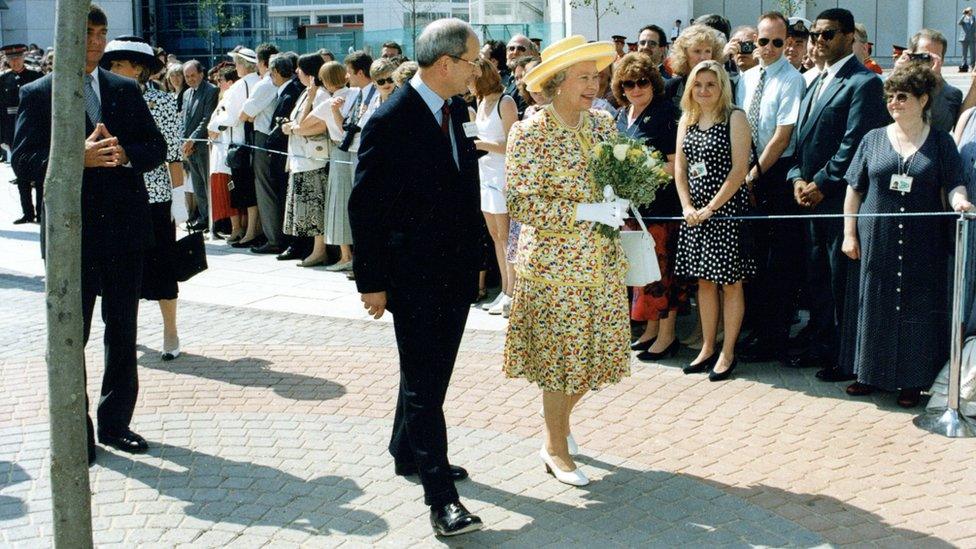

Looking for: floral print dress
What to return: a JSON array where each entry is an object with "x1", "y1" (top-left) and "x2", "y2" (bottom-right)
[{"x1": 503, "y1": 107, "x2": 631, "y2": 394}]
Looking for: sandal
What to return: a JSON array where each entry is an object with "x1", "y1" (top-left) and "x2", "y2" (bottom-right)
[
  {"x1": 845, "y1": 382, "x2": 874, "y2": 396},
  {"x1": 897, "y1": 388, "x2": 922, "y2": 408}
]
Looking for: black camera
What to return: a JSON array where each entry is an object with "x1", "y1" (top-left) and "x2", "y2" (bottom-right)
[
  {"x1": 337, "y1": 122, "x2": 362, "y2": 152},
  {"x1": 739, "y1": 41, "x2": 756, "y2": 55},
  {"x1": 907, "y1": 52, "x2": 932, "y2": 63}
]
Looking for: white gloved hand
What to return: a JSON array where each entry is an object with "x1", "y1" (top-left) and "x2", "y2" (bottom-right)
[{"x1": 576, "y1": 201, "x2": 626, "y2": 228}]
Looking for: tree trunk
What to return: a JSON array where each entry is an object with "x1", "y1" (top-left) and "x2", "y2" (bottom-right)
[
  {"x1": 595, "y1": 0, "x2": 601, "y2": 40},
  {"x1": 46, "y1": 0, "x2": 94, "y2": 546}
]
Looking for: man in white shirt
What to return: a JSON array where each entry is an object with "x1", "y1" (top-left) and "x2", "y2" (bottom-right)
[
  {"x1": 342, "y1": 51, "x2": 375, "y2": 160},
  {"x1": 733, "y1": 11, "x2": 807, "y2": 363},
  {"x1": 241, "y1": 43, "x2": 284, "y2": 253}
]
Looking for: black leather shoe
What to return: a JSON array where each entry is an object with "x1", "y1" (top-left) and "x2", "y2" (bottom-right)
[
  {"x1": 683, "y1": 353, "x2": 717, "y2": 374},
  {"x1": 251, "y1": 242, "x2": 284, "y2": 255},
  {"x1": 395, "y1": 463, "x2": 469, "y2": 481},
  {"x1": 12, "y1": 215, "x2": 34, "y2": 225},
  {"x1": 187, "y1": 220, "x2": 208, "y2": 232},
  {"x1": 277, "y1": 246, "x2": 305, "y2": 261},
  {"x1": 708, "y1": 358, "x2": 738, "y2": 382},
  {"x1": 97, "y1": 429, "x2": 149, "y2": 453},
  {"x1": 815, "y1": 368, "x2": 857, "y2": 382},
  {"x1": 232, "y1": 236, "x2": 265, "y2": 249},
  {"x1": 630, "y1": 337, "x2": 655, "y2": 352},
  {"x1": 637, "y1": 338, "x2": 680, "y2": 361},
  {"x1": 430, "y1": 501, "x2": 483, "y2": 537}
]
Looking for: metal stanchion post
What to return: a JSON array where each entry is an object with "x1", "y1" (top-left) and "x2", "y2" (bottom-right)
[{"x1": 914, "y1": 214, "x2": 976, "y2": 437}]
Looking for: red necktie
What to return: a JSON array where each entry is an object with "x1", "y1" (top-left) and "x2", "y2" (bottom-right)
[{"x1": 440, "y1": 101, "x2": 451, "y2": 137}]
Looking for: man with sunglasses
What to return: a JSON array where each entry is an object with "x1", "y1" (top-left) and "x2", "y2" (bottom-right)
[
  {"x1": 503, "y1": 34, "x2": 537, "y2": 117},
  {"x1": 786, "y1": 8, "x2": 888, "y2": 381},
  {"x1": 637, "y1": 24, "x2": 670, "y2": 79},
  {"x1": 895, "y1": 29, "x2": 961, "y2": 134},
  {"x1": 733, "y1": 11, "x2": 807, "y2": 364}
]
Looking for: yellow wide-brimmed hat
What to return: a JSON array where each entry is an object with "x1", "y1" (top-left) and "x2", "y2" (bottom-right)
[{"x1": 523, "y1": 35, "x2": 616, "y2": 93}]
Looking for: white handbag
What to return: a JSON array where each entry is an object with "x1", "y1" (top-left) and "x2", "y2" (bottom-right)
[
  {"x1": 304, "y1": 135, "x2": 330, "y2": 161},
  {"x1": 620, "y1": 205, "x2": 661, "y2": 286}
]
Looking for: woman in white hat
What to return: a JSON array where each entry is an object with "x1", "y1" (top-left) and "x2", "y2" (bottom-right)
[
  {"x1": 503, "y1": 35, "x2": 631, "y2": 487},
  {"x1": 102, "y1": 36, "x2": 185, "y2": 360}
]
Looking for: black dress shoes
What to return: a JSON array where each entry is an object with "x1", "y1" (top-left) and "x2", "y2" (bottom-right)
[
  {"x1": 395, "y1": 463, "x2": 469, "y2": 481},
  {"x1": 251, "y1": 242, "x2": 284, "y2": 255},
  {"x1": 187, "y1": 220, "x2": 208, "y2": 232},
  {"x1": 97, "y1": 428, "x2": 149, "y2": 453},
  {"x1": 12, "y1": 215, "x2": 35, "y2": 225},
  {"x1": 815, "y1": 367, "x2": 857, "y2": 382},
  {"x1": 683, "y1": 353, "x2": 717, "y2": 374},
  {"x1": 630, "y1": 337, "x2": 655, "y2": 352},
  {"x1": 277, "y1": 246, "x2": 306, "y2": 261},
  {"x1": 708, "y1": 358, "x2": 739, "y2": 382},
  {"x1": 430, "y1": 500, "x2": 483, "y2": 537},
  {"x1": 637, "y1": 338, "x2": 680, "y2": 361}
]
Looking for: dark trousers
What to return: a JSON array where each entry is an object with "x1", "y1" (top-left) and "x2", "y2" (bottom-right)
[
  {"x1": 82, "y1": 252, "x2": 143, "y2": 433},
  {"x1": 806, "y1": 212, "x2": 849, "y2": 368},
  {"x1": 388, "y1": 291, "x2": 469, "y2": 508},
  {"x1": 17, "y1": 179, "x2": 38, "y2": 219},
  {"x1": 745, "y1": 158, "x2": 806, "y2": 345},
  {"x1": 253, "y1": 132, "x2": 287, "y2": 247},
  {"x1": 184, "y1": 150, "x2": 209, "y2": 222}
]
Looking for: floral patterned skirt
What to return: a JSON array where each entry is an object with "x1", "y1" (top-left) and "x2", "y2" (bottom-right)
[
  {"x1": 627, "y1": 221, "x2": 689, "y2": 321},
  {"x1": 503, "y1": 276, "x2": 631, "y2": 394},
  {"x1": 283, "y1": 167, "x2": 328, "y2": 237}
]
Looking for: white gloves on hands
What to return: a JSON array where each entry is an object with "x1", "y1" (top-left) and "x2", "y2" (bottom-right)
[{"x1": 576, "y1": 201, "x2": 627, "y2": 228}]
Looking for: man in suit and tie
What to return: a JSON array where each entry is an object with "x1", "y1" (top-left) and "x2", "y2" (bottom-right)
[
  {"x1": 348, "y1": 18, "x2": 485, "y2": 537},
  {"x1": 180, "y1": 59, "x2": 218, "y2": 231},
  {"x1": 263, "y1": 53, "x2": 305, "y2": 259},
  {"x1": 12, "y1": 4, "x2": 166, "y2": 464},
  {"x1": 787, "y1": 8, "x2": 888, "y2": 381}
]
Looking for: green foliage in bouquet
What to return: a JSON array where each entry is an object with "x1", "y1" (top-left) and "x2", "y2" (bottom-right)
[{"x1": 587, "y1": 135, "x2": 672, "y2": 237}]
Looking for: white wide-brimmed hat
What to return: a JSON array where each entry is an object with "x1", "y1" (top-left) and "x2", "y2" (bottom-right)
[
  {"x1": 523, "y1": 35, "x2": 615, "y2": 93},
  {"x1": 229, "y1": 47, "x2": 257, "y2": 64}
]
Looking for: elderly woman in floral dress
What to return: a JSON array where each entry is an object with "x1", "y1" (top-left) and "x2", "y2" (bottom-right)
[{"x1": 504, "y1": 35, "x2": 630, "y2": 487}]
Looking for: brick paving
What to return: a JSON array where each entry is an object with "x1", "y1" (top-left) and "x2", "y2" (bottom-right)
[{"x1": 2, "y1": 268, "x2": 976, "y2": 547}]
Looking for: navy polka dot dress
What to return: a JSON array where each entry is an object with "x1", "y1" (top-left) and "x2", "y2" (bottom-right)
[{"x1": 674, "y1": 117, "x2": 757, "y2": 285}]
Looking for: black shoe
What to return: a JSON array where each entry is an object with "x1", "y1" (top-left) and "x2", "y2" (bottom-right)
[
  {"x1": 630, "y1": 337, "x2": 655, "y2": 352},
  {"x1": 708, "y1": 358, "x2": 738, "y2": 382},
  {"x1": 12, "y1": 215, "x2": 34, "y2": 225},
  {"x1": 739, "y1": 341, "x2": 785, "y2": 363},
  {"x1": 277, "y1": 246, "x2": 306, "y2": 261},
  {"x1": 815, "y1": 367, "x2": 857, "y2": 382},
  {"x1": 232, "y1": 235, "x2": 264, "y2": 249},
  {"x1": 251, "y1": 242, "x2": 284, "y2": 255},
  {"x1": 395, "y1": 463, "x2": 469, "y2": 481},
  {"x1": 97, "y1": 428, "x2": 149, "y2": 453},
  {"x1": 430, "y1": 501, "x2": 483, "y2": 537},
  {"x1": 637, "y1": 338, "x2": 680, "y2": 361},
  {"x1": 187, "y1": 220, "x2": 208, "y2": 232},
  {"x1": 683, "y1": 353, "x2": 717, "y2": 374}
]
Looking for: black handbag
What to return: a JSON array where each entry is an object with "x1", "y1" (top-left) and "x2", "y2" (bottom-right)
[
  {"x1": 173, "y1": 231, "x2": 208, "y2": 282},
  {"x1": 225, "y1": 79, "x2": 253, "y2": 170}
]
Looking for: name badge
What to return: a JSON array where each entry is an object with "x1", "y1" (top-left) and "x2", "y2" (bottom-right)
[
  {"x1": 462, "y1": 121, "x2": 479, "y2": 138},
  {"x1": 889, "y1": 174, "x2": 913, "y2": 193},
  {"x1": 689, "y1": 162, "x2": 708, "y2": 179},
  {"x1": 227, "y1": 179, "x2": 235, "y2": 191}
]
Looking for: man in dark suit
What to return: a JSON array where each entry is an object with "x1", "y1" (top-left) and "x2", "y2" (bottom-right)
[
  {"x1": 180, "y1": 59, "x2": 218, "y2": 230},
  {"x1": 348, "y1": 18, "x2": 485, "y2": 537},
  {"x1": 263, "y1": 53, "x2": 305, "y2": 259},
  {"x1": 12, "y1": 4, "x2": 166, "y2": 464},
  {"x1": 786, "y1": 8, "x2": 888, "y2": 381},
  {"x1": 0, "y1": 44, "x2": 43, "y2": 224}
]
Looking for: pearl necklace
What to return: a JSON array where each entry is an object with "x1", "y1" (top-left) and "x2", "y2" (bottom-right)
[{"x1": 547, "y1": 104, "x2": 584, "y2": 131}]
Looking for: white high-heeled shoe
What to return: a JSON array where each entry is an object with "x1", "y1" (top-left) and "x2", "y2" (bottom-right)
[
  {"x1": 161, "y1": 335, "x2": 180, "y2": 361},
  {"x1": 538, "y1": 408, "x2": 580, "y2": 455},
  {"x1": 539, "y1": 446, "x2": 589, "y2": 486}
]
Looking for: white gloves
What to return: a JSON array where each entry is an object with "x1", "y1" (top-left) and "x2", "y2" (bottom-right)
[{"x1": 576, "y1": 200, "x2": 628, "y2": 228}]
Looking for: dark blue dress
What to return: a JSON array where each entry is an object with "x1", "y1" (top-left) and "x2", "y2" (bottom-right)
[{"x1": 844, "y1": 128, "x2": 962, "y2": 390}]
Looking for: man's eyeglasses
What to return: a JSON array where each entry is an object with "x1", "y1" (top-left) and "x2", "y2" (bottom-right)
[
  {"x1": 757, "y1": 37, "x2": 785, "y2": 48},
  {"x1": 886, "y1": 92, "x2": 912, "y2": 104},
  {"x1": 507, "y1": 45, "x2": 527, "y2": 53},
  {"x1": 809, "y1": 29, "x2": 840, "y2": 42},
  {"x1": 621, "y1": 78, "x2": 652, "y2": 90},
  {"x1": 375, "y1": 77, "x2": 394, "y2": 86},
  {"x1": 446, "y1": 54, "x2": 478, "y2": 67},
  {"x1": 637, "y1": 39, "x2": 659, "y2": 47}
]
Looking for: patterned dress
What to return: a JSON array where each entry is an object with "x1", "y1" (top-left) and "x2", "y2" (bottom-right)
[{"x1": 503, "y1": 107, "x2": 631, "y2": 394}]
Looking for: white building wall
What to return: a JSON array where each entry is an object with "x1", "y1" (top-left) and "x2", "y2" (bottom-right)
[
  {"x1": 1, "y1": 0, "x2": 134, "y2": 48},
  {"x1": 566, "y1": 0, "x2": 693, "y2": 43}
]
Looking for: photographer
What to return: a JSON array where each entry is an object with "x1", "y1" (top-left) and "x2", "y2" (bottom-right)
[
  {"x1": 895, "y1": 29, "x2": 961, "y2": 133},
  {"x1": 724, "y1": 26, "x2": 759, "y2": 84}
]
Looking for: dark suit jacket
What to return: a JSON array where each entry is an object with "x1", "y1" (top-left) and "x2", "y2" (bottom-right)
[
  {"x1": 349, "y1": 82, "x2": 482, "y2": 306},
  {"x1": 267, "y1": 77, "x2": 304, "y2": 153},
  {"x1": 12, "y1": 68, "x2": 166, "y2": 260},
  {"x1": 788, "y1": 56, "x2": 888, "y2": 211},
  {"x1": 182, "y1": 81, "x2": 218, "y2": 142}
]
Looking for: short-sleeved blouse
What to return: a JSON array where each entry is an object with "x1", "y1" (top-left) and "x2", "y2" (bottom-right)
[{"x1": 615, "y1": 98, "x2": 679, "y2": 217}]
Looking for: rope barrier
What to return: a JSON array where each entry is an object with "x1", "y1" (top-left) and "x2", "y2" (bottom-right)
[
  {"x1": 182, "y1": 138, "x2": 356, "y2": 165},
  {"x1": 639, "y1": 211, "x2": 975, "y2": 221}
]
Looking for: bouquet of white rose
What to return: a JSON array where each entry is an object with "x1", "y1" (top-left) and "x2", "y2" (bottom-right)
[{"x1": 588, "y1": 135, "x2": 671, "y2": 237}]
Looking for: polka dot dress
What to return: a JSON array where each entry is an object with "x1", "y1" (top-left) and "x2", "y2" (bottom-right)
[{"x1": 674, "y1": 118, "x2": 756, "y2": 285}]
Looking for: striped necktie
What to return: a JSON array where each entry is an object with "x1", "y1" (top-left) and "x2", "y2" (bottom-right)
[
  {"x1": 747, "y1": 67, "x2": 765, "y2": 148},
  {"x1": 84, "y1": 73, "x2": 101, "y2": 124}
]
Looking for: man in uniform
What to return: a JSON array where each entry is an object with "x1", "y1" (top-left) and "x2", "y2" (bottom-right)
[{"x1": 0, "y1": 44, "x2": 43, "y2": 224}]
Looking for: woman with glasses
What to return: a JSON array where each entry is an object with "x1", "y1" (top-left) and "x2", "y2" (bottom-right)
[
  {"x1": 610, "y1": 53, "x2": 686, "y2": 360},
  {"x1": 665, "y1": 24, "x2": 727, "y2": 112},
  {"x1": 841, "y1": 64, "x2": 974, "y2": 407}
]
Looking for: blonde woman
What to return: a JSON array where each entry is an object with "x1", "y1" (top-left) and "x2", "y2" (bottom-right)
[
  {"x1": 665, "y1": 24, "x2": 727, "y2": 110},
  {"x1": 674, "y1": 60, "x2": 755, "y2": 381}
]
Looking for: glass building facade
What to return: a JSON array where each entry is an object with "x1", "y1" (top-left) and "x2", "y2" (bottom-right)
[{"x1": 148, "y1": 0, "x2": 271, "y2": 67}]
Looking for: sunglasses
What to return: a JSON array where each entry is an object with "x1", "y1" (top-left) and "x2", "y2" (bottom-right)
[
  {"x1": 886, "y1": 92, "x2": 912, "y2": 104},
  {"x1": 507, "y1": 45, "x2": 527, "y2": 52},
  {"x1": 621, "y1": 78, "x2": 652, "y2": 90},
  {"x1": 637, "y1": 39, "x2": 659, "y2": 47},
  {"x1": 374, "y1": 77, "x2": 394, "y2": 86},
  {"x1": 757, "y1": 37, "x2": 785, "y2": 48},
  {"x1": 809, "y1": 29, "x2": 841, "y2": 42}
]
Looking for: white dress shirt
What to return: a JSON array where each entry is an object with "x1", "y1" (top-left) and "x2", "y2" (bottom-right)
[
  {"x1": 241, "y1": 73, "x2": 278, "y2": 134},
  {"x1": 816, "y1": 53, "x2": 855, "y2": 103},
  {"x1": 208, "y1": 72, "x2": 261, "y2": 144}
]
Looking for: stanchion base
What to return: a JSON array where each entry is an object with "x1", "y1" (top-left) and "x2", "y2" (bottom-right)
[{"x1": 914, "y1": 408, "x2": 976, "y2": 438}]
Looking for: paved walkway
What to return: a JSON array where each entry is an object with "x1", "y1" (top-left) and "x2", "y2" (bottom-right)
[{"x1": 2, "y1": 159, "x2": 976, "y2": 546}]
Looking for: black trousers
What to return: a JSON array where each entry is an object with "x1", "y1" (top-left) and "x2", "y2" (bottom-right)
[
  {"x1": 388, "y1": 290, "x2": 469, "y2": 508},
  {"x1": 254, "y1": 132, "x2": 288, "y2": 248},
  {"x1": 82, "y1": 252, "x2": 143, "y2": 433},
  {"x1": 806, "y1": 212, "x2": 849, "y2": 368},
  {"x1": 745, "y1": 158, "x2": 807, "y2": 345},
  {"x1": 17, "y1": 179, "x2": 39, "y2": 219}
]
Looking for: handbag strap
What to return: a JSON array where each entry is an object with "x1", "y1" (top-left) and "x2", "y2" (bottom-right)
[{"x1": 628, "y1": 203, "x2": 649, "y2": 233}]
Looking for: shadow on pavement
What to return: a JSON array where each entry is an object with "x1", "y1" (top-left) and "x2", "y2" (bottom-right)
[
  {"x1": 137, "y1": 346, "x2": 347, "y2": 402},
  {"x1": 0, "y1": 461, "x2": 28, "y2": 521},
  {"x1": 0, "y1": 229, "x2": 39, "y2": 243},
  {"x1": 100, "y1": 443, "x2": 388, "y2": 537},
  {"x1": 0, "y1": 272, "x2": 43, "y2": 293}
]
